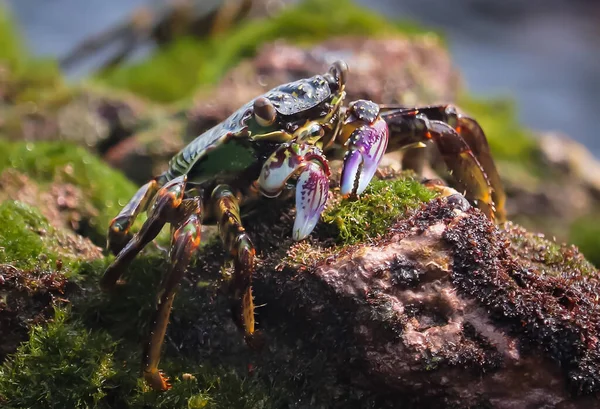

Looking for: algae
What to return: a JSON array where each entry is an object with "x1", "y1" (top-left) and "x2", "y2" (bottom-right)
[{"x1": 322, "y1": 172, "x2": 436, "y2": 245}]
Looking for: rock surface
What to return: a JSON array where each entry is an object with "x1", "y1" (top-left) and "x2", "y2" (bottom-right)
[{"x1": 238, "y1": 196, "x2": 600, "y2": 408}]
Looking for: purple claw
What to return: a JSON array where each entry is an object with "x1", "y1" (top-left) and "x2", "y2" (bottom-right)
[
  {"x1": 258, "y1": 142, "x2": 331, "y2": 240},
  {"x1": 294, "y1": 162, "x2": 329, "y2": 240},
  {"x1": 340, "y1": 117, "x2": 389, "y2": 196}
]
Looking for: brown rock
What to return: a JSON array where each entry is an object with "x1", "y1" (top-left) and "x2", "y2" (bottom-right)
[{"x1": 228, "y1": 197, "x2": 600, "y2": 408}]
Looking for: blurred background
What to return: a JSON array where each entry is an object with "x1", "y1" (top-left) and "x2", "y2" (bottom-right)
[
  {"x1": 4, "y1": 0, "x2": 600, "y2": 155},
  {"x1": 1, "y1": 0, "x2": 599, "y2": 265}
]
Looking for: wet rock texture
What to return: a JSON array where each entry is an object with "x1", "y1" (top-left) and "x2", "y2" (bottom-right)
[{"x1": 240, "y1": 198, "x2": 600, "y2": 408}]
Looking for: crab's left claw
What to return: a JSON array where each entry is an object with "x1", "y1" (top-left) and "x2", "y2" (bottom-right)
[
  {"x1": 340, "y1": 100, "x2": 389, "y2": 196},
  {"x1": 258, "y1": 142, "x2": 330, "y2": 240}
]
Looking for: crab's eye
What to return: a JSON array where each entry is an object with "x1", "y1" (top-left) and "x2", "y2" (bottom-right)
[
  {"x1": 329, "y1": 60, "x2": 348, "y2": 88},
  {"x1": 254, "y1": 97, "x2": 276, "y2": 127}
]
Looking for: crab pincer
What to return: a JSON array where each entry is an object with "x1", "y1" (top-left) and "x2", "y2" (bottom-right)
[
  {"x1": 339, "y1": 100, "x2": 390, "y2": 196},
  {"x1": 258, "y1": 142, "x2": 330, "y2": 240}
]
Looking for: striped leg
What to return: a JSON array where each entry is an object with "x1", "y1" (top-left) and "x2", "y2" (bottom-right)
[
  {"x1": 108, "y1": 178, "x2": 162, "y2": 254},
  {"x1": 143, "y1": 197, "x2": 202, "y2": 391},
  {"x1": 381, "y1": 105, "x2": 506, "y2": 222},
  {"x1": 101, "y1": 175, "x2": 186, "y2": 291},
  {"x1": 211, "y1": 185, "x2": 258, "y2": 345},
  {"x1": 381, "y1": 108, "x2": 498, "y2": 221}
]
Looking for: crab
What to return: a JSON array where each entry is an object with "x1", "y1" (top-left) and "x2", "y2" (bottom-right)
[{"x1": 101, "y1": 60, "x2": 506, "y2": 391}]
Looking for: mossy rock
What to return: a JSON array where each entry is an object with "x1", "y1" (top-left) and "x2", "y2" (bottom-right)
[
  {"x1": 0, "y1": 140, "x2": 137, "y2": 245},
  {"x1": 0, "y1": 1, "x2": 599, "y2": 406},
  {"x1": 0, "y1": 144, "x2": 599, "y2": 407}
]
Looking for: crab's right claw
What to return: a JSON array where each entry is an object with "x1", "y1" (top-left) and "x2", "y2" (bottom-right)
[
  {"x1": 258, "y1": 142, "x2": 330, "y2": 241},
  {"x1": 294, "y1": 161, "x2": 329, "y2": 240},
  {"x1": 340, "y1": 102, "x2": 389, "y2": 196}
]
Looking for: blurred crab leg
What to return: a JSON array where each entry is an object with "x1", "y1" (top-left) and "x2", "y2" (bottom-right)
[
  {"x1": 107, "y1": 178, "x2": 161, "y2": 254},
  {"x1": 258, "y1": 143, "x2": 330, "y2": 240},
  {"x1": 423, "y1": 118, "x2": 495, "y2": 219},
  {"x1": 143, "y1": 197, "x2": 202, "y2": 392},
  {"x1": 100, "y1": 175, "x2": 187, "y2": 291},
  {"x1": 453, "y1": 116, "x2": 506, "y2": 222},
  {"x1": 211, "y1": 185, "x2": 258, "y2": 343},
  {"x1": 381, "y1": 104, "x2": 506, "y2": 222}
]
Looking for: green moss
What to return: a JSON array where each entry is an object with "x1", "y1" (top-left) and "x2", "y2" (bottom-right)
[
  {"x1": 97, "y1": 0, "x2": 436, "y2": 102},
  {"x1": 569, "y1": 215, "x2": 600, "y2": 267},
  {"x1": 125, "y1": 368, "x2": 277, "y2": 409},
  {"x1": 0, "y1": 308, "x2": 120, "y2": 409},
  {"x1": 0, "y1": 201, "x2": 52, "y2": 269},
  {"x1": 322, "y1": 174, "x2": 436, "y2": 245},
  {"x1": 0, "y1": 6, "x2": 26, "y2": 70},
  {"x1": 0, "y1": 262, "x2": 280, "y2": 409},
  {"x1": 0, "y1": 201, "x2": 68, "y2": 270},
  {"x1": 0, "y1": 139, "x2": 137, "y2": 242}
]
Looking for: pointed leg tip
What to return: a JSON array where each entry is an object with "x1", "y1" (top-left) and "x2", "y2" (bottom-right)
[{"x1": 144, "y1": 369, "x2": 172, "y2": 392}]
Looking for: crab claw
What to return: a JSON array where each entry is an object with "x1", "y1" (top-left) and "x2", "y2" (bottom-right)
[
  {"x1": 340, "y1": 116, "x2": 389, "y2": 196},
  {"x1": 258, "y1": 142, "x2": 330, "y2": 240},
  {"x1": 294, "y1": 161, "x2": 329, "y2": 240}
]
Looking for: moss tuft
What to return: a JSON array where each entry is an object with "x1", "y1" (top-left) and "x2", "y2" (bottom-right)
[
  {"x1": 0, "y1": 140, "x2": 137, "y2": 243},
  {"x1": 97, "y1": 0, "x2": 436, "y2": 102},
  {"x1": 0, "y1": 308, "x2": 120, "y2": 409},
  {"x1": 322, "y1": 173, "x2": 436, "y2": 245},
  {"x1": 0, "y1": 201, "x2": 56, "y2": 269}
]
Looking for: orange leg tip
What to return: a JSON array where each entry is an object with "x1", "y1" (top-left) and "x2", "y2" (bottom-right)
[{"x1": 144, "y1": 369, "x2": 172, "y2": 392}]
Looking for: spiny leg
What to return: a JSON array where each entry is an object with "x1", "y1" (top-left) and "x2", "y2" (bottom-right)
[
  {"x1": 451, "y1": 115, "x2": 506, "y2": 221},
  {"x1": 211, "y1": 185, "x2": 259, "y2": 345},
  {"x1": 143, "y1": 197, "x2": 202, "y2": 391},
  {"x1": 427, "y1": 119, "x2": 496, "y2": 219},
  {"x1": 108, "y1": 178, "x2": 161, "y2": 255},
  {"x1": 380, "y1": 108, "x2": 495, "y2": 220},
  {"x1": 101, "y1": 175, "x2": 187, "y2": 291},
  {"x1": 381, "y1": 104, "x2": 506, "y2": 222}
]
